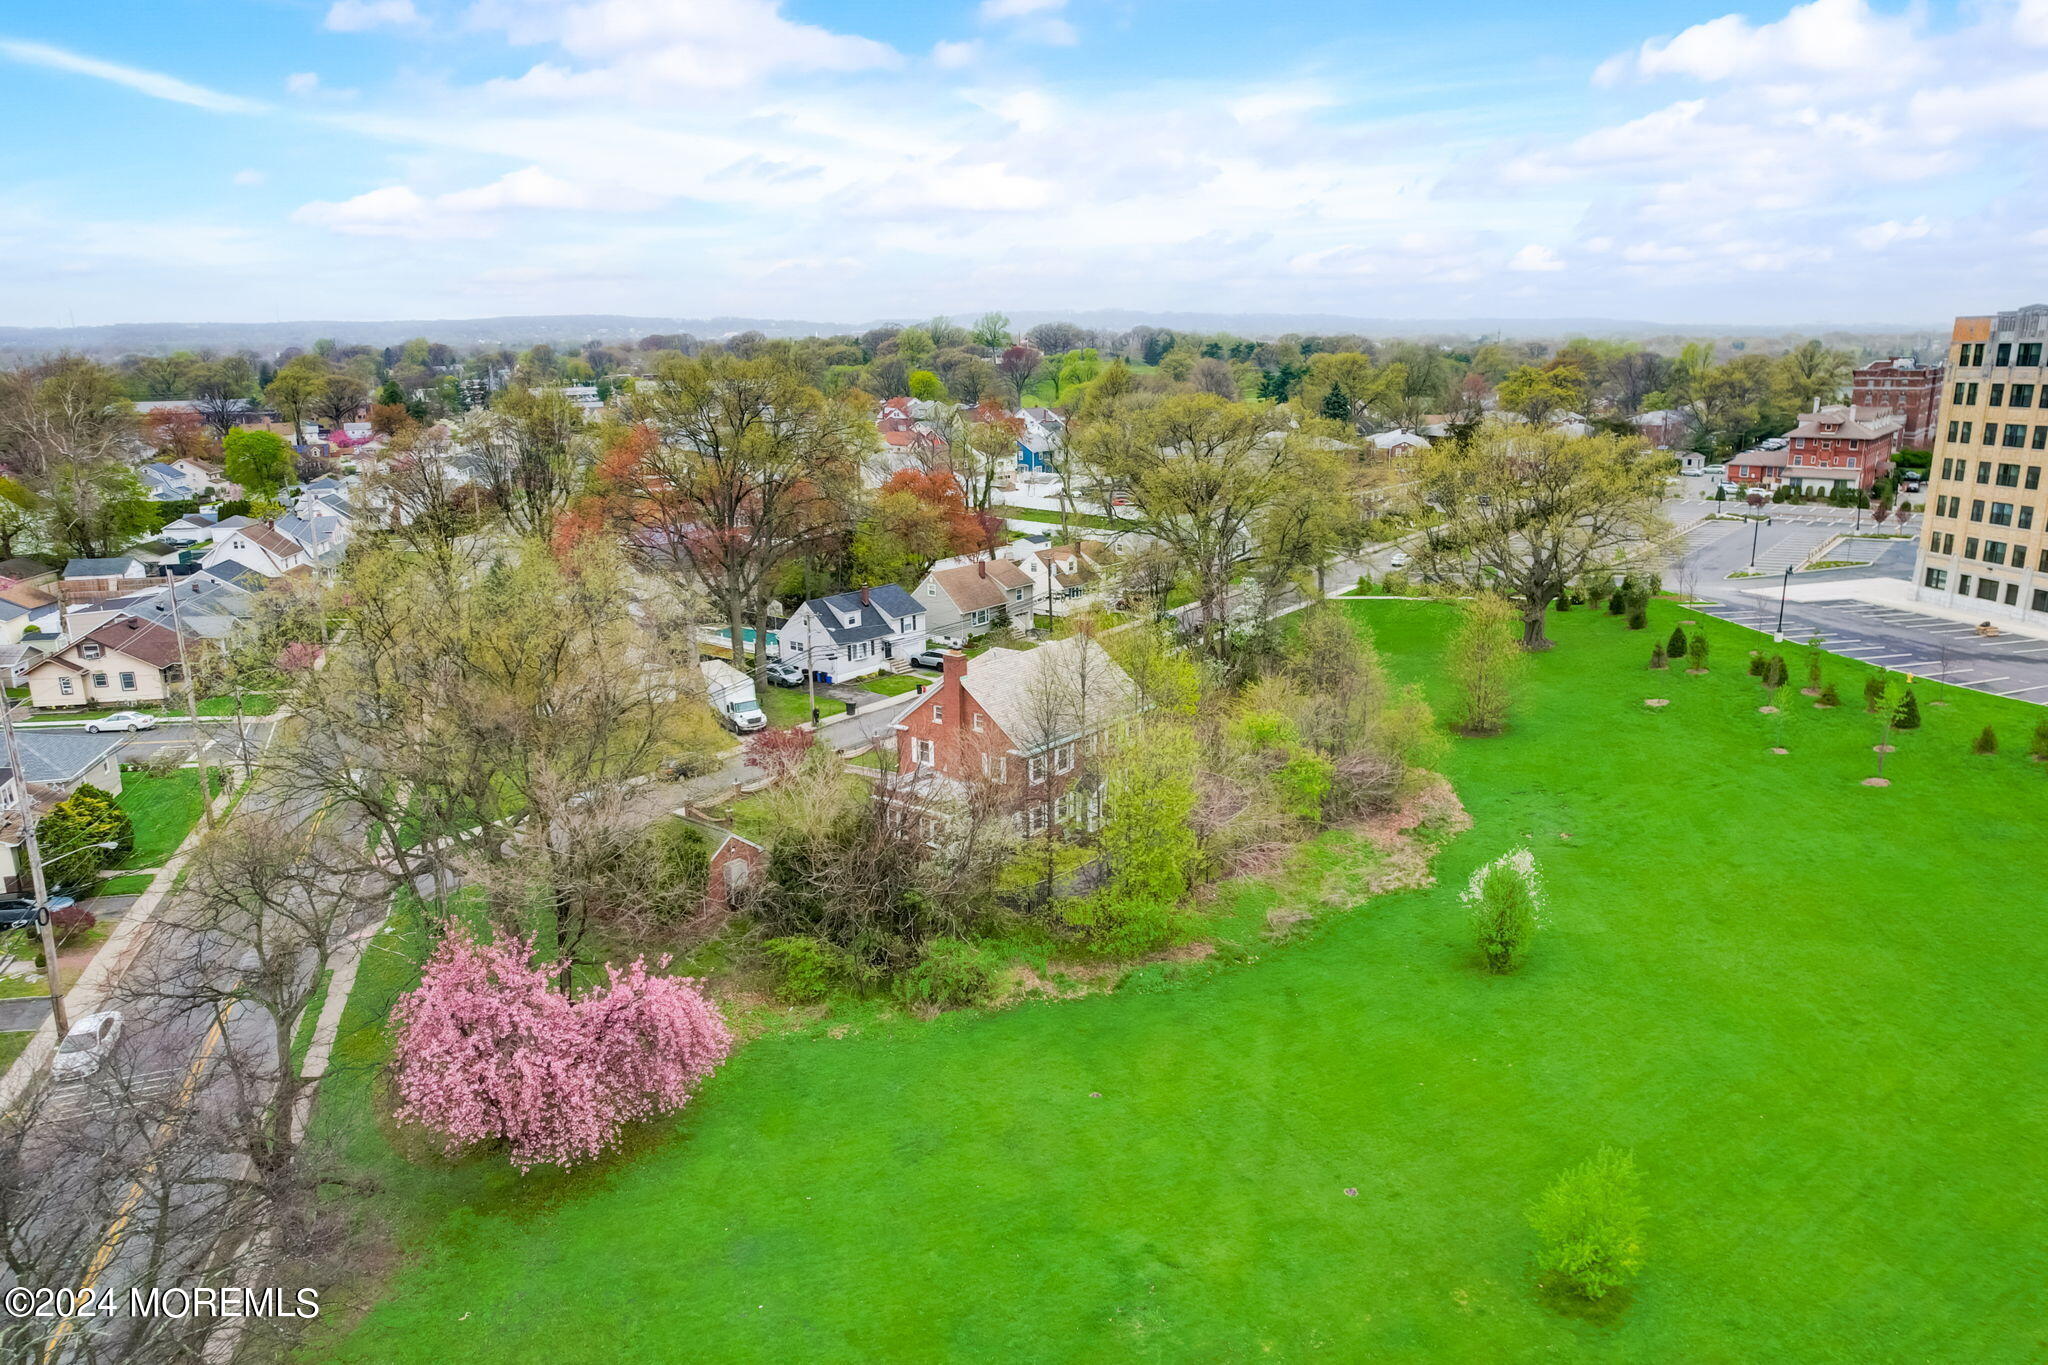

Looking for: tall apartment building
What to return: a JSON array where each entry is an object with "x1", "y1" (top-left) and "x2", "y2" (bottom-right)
[
  {"x1": 1852, "y1": 357, "x2": 1944, "y2": 449},
  {"x1": 1912, "y1": 304, "x2": 2048, "y2": 624}
]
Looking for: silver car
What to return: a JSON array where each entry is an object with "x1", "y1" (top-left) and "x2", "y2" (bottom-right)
[{"x1": 52, "y1": 1010, "x2": 122, "y2": 1082}]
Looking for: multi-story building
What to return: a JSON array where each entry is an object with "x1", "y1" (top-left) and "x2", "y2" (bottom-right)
[
  {"x1": 1728, "y1": 406, "x2": 1900, "y2": 493},
  {"x1": 1913, "y1": 304, "x2": 2048, "y2": 624},
  {"x1": 1852, "y1": 358, "x2": 1945, "y2": 449}
]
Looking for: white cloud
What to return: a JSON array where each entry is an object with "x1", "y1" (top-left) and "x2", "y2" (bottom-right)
[
  {"x1": 1597, "y1": 0, "x2": 1926, "y2": 87},
  {"x1": 0, "y1": 38, "x2": 266, "y2": 114},
  {"x1": 977, "y1": 0, "x2": 1076, "y2": 45},
  {"x1": 1508, "y1": 244, "x2": 1564, "y2": 272},
  {"x1": 295, "y1": 166, "x2": 611, "y2": 236},
  {"x1": 2015, "y1": 0, "x2": 2048, "y2": 46},
  {"x1": 932, "y1": 40, "x2": 981, "y2": 69},
  {"x1": 469, "y1": 0, "x2": 901, "y2": 93},
  {"x1": 325, "y1": 0, "x2": 422, "y2": 32},
  {"x1": 285, "y1": 71, "x2": 321, "y2": 95},
  {"x1": 232, "y1": 168, "x2": 266, "y2": 186},
  {"x1": 1852, "y1": 216, "x2": 1933, "y2": 250},
  {"x1": 979, "y1": 0, "x2": 1064, "y2": 18}
]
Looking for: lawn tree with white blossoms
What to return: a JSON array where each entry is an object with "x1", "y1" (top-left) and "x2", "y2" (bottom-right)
[{"x1": 1465, "y1": 847, "x2": 1544, "y2": 974}]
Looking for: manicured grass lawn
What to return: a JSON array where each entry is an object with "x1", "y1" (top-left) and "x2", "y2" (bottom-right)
[
  {"x1": 994, "y1": 504, "x2": 1119, "y2": 531},
  {"x1": 757, "y1": 685, "x2": 843, "y2": 728},
  {"x1": 29, "y1": 694, "x2": 277, "y2": 722},
  {"x1": 318, "y1": 599, "x2": 2048, "y2": 1362},
  {"x1": 858, "y1": 674, "x2": 923, "y2": 697},
  {"x1": 114, "y1": 769, "x2": 225, "y2": 868},
  {"x1": 0, "y1": 1032, "x2": 28, "y2": 1071},
  {"x1": 87, "y1": 872, "x2": 154, "y2": 897}
]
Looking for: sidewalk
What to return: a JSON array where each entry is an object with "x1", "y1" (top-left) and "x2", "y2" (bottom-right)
[{"x1": 1737, "y1": 574, "x2": 2048, "y2": 643}]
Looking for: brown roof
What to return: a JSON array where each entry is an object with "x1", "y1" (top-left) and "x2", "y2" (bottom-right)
[
  {"x1": 930, "y1": 559, "x2": 1032, "y2": 612},
  {"x1": 0, "y1": 582, "x2": 53, "y2": 609},
  {"x1": 1789, "y1": 405, "x2": 1903, "y2": 443},
  {"x1": 235, "y1": 524, "x2": 305, "y2": 561},
  {"x1": 67, "y1": 617, "x2": 185, "y2": 669}
]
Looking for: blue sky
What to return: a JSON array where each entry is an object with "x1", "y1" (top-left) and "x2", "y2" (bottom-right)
[{"x1": 3, "y1": 0, "x2": 2046, "y2": 328}]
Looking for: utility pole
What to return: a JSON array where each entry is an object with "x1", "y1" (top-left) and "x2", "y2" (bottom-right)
[
  {"x1": 1, "y1": 694, "x2": 67, "y2": 1035},
  {"x1": 804, "y1": 615, "x2": 819, "y2": 727}
]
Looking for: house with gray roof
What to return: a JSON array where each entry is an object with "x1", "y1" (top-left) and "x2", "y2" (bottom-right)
[
  {"x1": 1, "y1": 730, "x2": 127, "y2": 797},
  {"x1": 774, "y1": 584, "x2": 929, "y2": 683}
]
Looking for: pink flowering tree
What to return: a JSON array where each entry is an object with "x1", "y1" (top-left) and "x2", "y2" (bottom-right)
[{"x1": 389, "y1": 933, "x2": 734, "y2": 1170}]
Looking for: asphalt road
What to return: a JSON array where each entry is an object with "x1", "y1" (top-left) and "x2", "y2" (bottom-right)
[{"x1": 1669, "y1": 495, "x2": 2048, "y2": 704}]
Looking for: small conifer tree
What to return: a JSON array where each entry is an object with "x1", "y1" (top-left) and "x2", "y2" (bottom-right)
[
  {"x1": 1649, "y1": 643, "x2": 1667, "y2": 670},
  {"x1": 1687, "y1": 634, "x2": 1709, "y2": 672},
  {"x1": 1863, "y1": 675, "x2": 1884, "y2": 712},
  {"x1": 2030, "y1": 718, "x2": 2048, "y2": 761},
  {"x1": 1895, "y1": 688, "x2": 1922, "y2": 730},
  {"x1": 1973, "y1": 726, "x2": 1998, "y2": 756},
  {"x1": 1667, "y1": 626, "x2": 1687, "y2": 659},
  {"x1": 1818, "y1": 682, "x2": 1840, "y2": 707}
]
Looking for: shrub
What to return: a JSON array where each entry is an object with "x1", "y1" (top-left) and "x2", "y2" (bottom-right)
[
  {"x1": 1818, "y1": 683, "x2": 1840, "y2": 707},
  {"x1": 50, "y1": 904, "x2": 97, "y2": 948},
  {"x1": 1606, "y1": 588, "x2": 1625, "y2": 616},
  {"x1": 1529, "y1": 1147, "x2": 1647, "y2": 1302},
  {"x1": 1895, "y1": 689, "x2": 1921, "y2": 730},
  {"x1": 1624, "y1": 603, "x2": 1647, "y2": 631},
  {"x1": 1973, "y1": 726, "x2": 1997, "y2": 756},
  {"x1": 1446, "y1": 594, "x2": 1526, "y2": 735},
  {"x1": 1464, "y1": 847, "x2": 1543, "y2": 973},
  {"x1": 1763, "y1": 655, "x2": 1789, "y2": 689},
  {"x1": 1063, "y1": 894, "x2": 1178, "y2": 958},
  {"x1": 35, "y1": 785, "x2": 134, "y2": 887},
  {"x1": 1666, "y1": 626, "x2": 1686, "y2": 659},
  {"x1": 1648, "y1": 643, "x2": 1666, "y2": 670},
  {"x1": 762, "y1": 934, "x2": 862, "y2": 1003},
  {"x1": 893, "y1": 937, "x2": 998, "y2": 1010},
  {"x1": 1686, "y1": 635, "x2": 1709, "y2": 672},
  {"x1": 1863, "y1": 676, "x2": 1885, "y2": 712},
  {"x1": 1747, "y1": 654, "x2": 1766, "y2": 677},
  {"x1": 2031, "y1": 718, "x2": 2048, "y2": 761}
]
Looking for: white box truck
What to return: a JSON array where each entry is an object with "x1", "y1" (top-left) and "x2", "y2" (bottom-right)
[{"x1": 700, "y1": 659, "x2": 768, "y2": 732}]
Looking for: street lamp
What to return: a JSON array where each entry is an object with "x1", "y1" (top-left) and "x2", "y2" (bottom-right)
[
  {"x1": 1749, "y1": 514, "x2": 1772, "y2": 568},
  {"x1": 1776, "y1": 565, "x2": 1794, "y2": 638}
]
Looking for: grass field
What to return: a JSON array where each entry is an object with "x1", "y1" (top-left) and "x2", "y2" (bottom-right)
[
  {"x1": 757, "y1": 684, "x2": 844, "y2": 729},
  {"x1": 318, "y1": 598, "x2": 2048, "y2": 1362},
  {"x1": 114, "y1": 769, "x2": 225, "y2": 868},
  {"x1": 994, "y1": 504, "x2": 1120, "y2": 531}
]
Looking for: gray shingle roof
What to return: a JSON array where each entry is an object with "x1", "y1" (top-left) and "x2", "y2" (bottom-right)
[
  {"x1": 7, "y1": 730, "x2": 125, "y2": 786},
  {"x1": 64, "y1": 557, "x2": 143, "y2": 580},
  {"x1": 802, "y1": 585, "x2": 923, "y2": 646}
]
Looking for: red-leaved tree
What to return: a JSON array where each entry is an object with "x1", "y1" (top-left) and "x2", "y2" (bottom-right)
[{"x1": 390, "y1": 932, "x2": 734, "y2": 1170}]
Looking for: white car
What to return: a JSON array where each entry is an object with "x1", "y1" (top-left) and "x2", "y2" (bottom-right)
[
  {"x1": 1388, "y1": 551, "x2": 1411, "y2": 568},
  {"x1": 84, "y1": 711, "x2": 156, "y2": 734},
  {"x1": 52, "y1": 1010, "x2": 122, "y2": 1082}
]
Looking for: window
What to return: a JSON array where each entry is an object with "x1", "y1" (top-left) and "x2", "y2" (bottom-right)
[
  {"x1": 2034, "y1": 589, "x2": 2048, "y2": 613},
  {"x1": 2037, "y1": 429, "x2": 2048, "y2": 451},
  {"x1": 2022, "y1": 508, "x2": 2037, "y2": 531},
  {"x1": 1953, "y1": 382, "x2": 1966, "y2": 405},
  {"x1": 1053, "y1": 743, "x2": 1075, "y2": 774},
  {"x1": 2030, "y1": 465, "x2": 2044, "y2": 487},
  {"x1": 118, "y1": 671, "x2": 135, "y2": 691},
  {"x1": 1959, "y1": 574, "x2": 1972, "y2": 594},
  {"x1": 932, "y1": 703, "x2": 944, "y2": 724},
  {"x1": 2020, "y1": 342, "x2": 2043, "y2": 366},
  {"x1": 2006, "y1": 426, "x2": 2028, "y2": 448},
  {"x1": 980, "y1": 751, "x2": 991, "y2": 777},
  {"x1": 1968, "y1": 382, "x2": 1981, "y2": 403},
  {"x1": 1970, "y1": 343, "x2": 1986, "y2": 366},
  {"x1": 2014, "y1": 547, "x2": 2030, "y2": 571},
  {"x1": 1991, "y1": 383, "x2": 2005, "y2": 406},
  {"x1": 2013, "y1": 384, "x2": 2036, "y2": 408},
  {"x1": 1021, "y1": 804, "x2": 1050, "y2": 836},
  {"x1": 1997, "y1": 463, "x2": 2021, "y2": 485},
  {"x1": 1946, "y1": 425, "x2": 1958, "y2": 447},
  {"x1": 90, "y1": 672, "x2": 107, "y2": 688},
  {"x1": 1977, "y1": 460, "x2": 1991, "y2": 483},
  {"x1": 970, "y1": 712, "x2": 983, "y2": 732},
  {"x1": 1943, "y1": 533, "x2": 1955, "y2": 554},
  {"x1": 1990, "y1": 502, "x2": 2014, "y2": 526},
  {"x1": 1984, "y1": 542, "x2": 2007, "y2": 565},
  {"x1": 58, "y1": 678, "x2": 73, "y2": 696},
  {"x1": 1970, "y1": 499, "x2": 1985, "y2": 521},
  {"x1": 1984, "y1": 423, "x2": 1998, "y2": 444},
  {"x1": 79, "y1": 642, "x2": 101, "y2": 660},
  {"x1": 1962, "y1": 423, "x2": 1974, "y2": 445},
  {"x1": 1027, "y1": 754, "x2": 1046, "y2": 784},
  {"x1": 1996, "y1": 342, "x2": 2013, "y2": 366},
  {"x1": 1977, "y1": 577, "x2": 2000, "y2": 601},
  {"x1": 1053, "y1": 790, "x2": 1075, "y2": 825},
  {"x1": 1964, "y1": 537, "x2": 1979, "y2": 559},
  {"x1": 912, "y1": 738, "x2": 934, "y2": 766},
  {"x1": 1925, "y1": 568, "x2": 1948, "y2": 589}
]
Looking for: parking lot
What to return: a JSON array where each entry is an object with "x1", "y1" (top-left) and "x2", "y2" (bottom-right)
[{"x1": 1687, "y1": 594, "x2": 2048, "y2": 702}]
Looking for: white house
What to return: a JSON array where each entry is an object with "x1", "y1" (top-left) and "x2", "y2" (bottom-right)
[
  {"x1": 1016, "y1": 541, "x2": 1108, "y2": 616},
  {"x1": 199, "y1": 524, "x2": 312, "y2": 577},
  {"x1": 773, "y1": 585, "x2": 929, "y2": 683},
  {"x1": 1367, "y1": 429, "x2": 1433, "y2": 457}
]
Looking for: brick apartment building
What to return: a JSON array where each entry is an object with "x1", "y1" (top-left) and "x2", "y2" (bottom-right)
[
  {"x1": 1727, "y1": 404, "x2": 1901, "y2": 493},
  {"x1": 892, "y1": 637, "x2": 1139, "y2": 837},
  {"x1": 1852, "y1": 357, "x2": 1945, "y2": 449},
  {"x1": 1913, "y1": 303, "x2": 2048, "y2": 625}
]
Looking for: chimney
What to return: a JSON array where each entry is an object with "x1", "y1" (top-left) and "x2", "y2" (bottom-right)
[
  {"x1": 942, "y1": 649, "x2": 967, "y2": 680},
  {"x1": 977, "y1": 560, "x2": 987, "y2": 578},
  {"x1": 859, "y1": 585, "x2": 871, "y2": 606}
]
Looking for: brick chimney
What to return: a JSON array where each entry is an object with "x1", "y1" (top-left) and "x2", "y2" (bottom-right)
[
  {"x1": 977, "y1": 560, "x2": 987, "y2": 578},
  {"x1": 942, "y1": 649, "x2": 967, "y2": 679},
  {"x1": 860, "y1": 585, "x2": 871, "y2": 606}
]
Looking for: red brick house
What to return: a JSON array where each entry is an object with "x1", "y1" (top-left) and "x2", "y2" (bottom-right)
[
  {"x1": 891, "y1": 637, "x2": 1140, "y2": 837},
  {"x1": 704, "y1": 831, "x2": 766, "y2": 915},
  {"x1": 1852, "y1": 358, "x2": 1944, "y2": 449},
  {"x1": 1782, "y1": 404, "x2": 1902, "y2": 493}
]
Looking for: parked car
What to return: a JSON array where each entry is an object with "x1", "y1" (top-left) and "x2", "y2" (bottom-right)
[
  {"x1": 84, "y1": 711, "x2": 156, "y2": 734},
  {"x1": 910, "y1": 650, "x2": 947, "y2": 670},
  {"x1": 1703, "y1": 464, "x2": 1728, "y2": 478},
  {"x1": 1387, "y1": 551, "x2": 1411, "y2": 569},
  {"x1": 0, "y1": 893, "x2": 76, "y2": 931},
  {"x1": 763, "y1": 660, "x2": 806, "y2": 688},
  {"x1": 52, "y1": 1010, "x2": 122, "y2": 1082},
  {"x1": 1719, "y1": 482, "x2": 1745, "y2": 496}
]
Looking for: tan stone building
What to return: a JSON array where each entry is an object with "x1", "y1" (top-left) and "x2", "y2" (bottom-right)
[{"x1": 1913, "y1": 304, "x2": 2048, "y2": 624}]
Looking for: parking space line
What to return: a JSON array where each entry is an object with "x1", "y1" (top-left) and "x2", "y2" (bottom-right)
[
  {"x1": 1966, "y1": 675, "x2": 2012, "y2": 685},
  {"x1": 1997, "y1": 683, "x2": 2048, "y2": 696}
]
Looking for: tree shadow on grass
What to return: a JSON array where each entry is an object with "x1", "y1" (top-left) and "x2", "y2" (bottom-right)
[{"x1": 1532, "y1": 1271, "x2": 1637, "y2": 1328}]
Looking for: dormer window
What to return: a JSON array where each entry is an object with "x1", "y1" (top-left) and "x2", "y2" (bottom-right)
[{"x1": 79, "y1": 642, "x2": 102, "y2": 660}]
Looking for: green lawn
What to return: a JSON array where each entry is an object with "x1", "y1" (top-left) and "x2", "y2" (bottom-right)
[
  {"x1": 87, "y1": 872, "x2": 155, "y2": 897},
  {"x1": 993, "y1": 504, "x2": 1119, "y2": 532},
  {"x1": 858, "y1": 674, "x2": 924, "y2": 697},
  {"x1": 757, "y1": 685, "x2": 844, "y2": 728},
  {"x1": 0, "y1": 1031, "x2": 27, "y2": 1071},
  {"x1": 114, "y1": 769, "x2": 226, "y2": 868},
  {"x1": 29, "y1": 694, "x2": 277, "y2": 722},
  {"x1": 318, "y1": 599, "x2": 2048, "y2": 1362}
]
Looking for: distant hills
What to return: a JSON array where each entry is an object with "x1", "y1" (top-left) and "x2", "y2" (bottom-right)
[{"x1": 0, "y1": 311, "x2": 1946, "y2": 358}]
